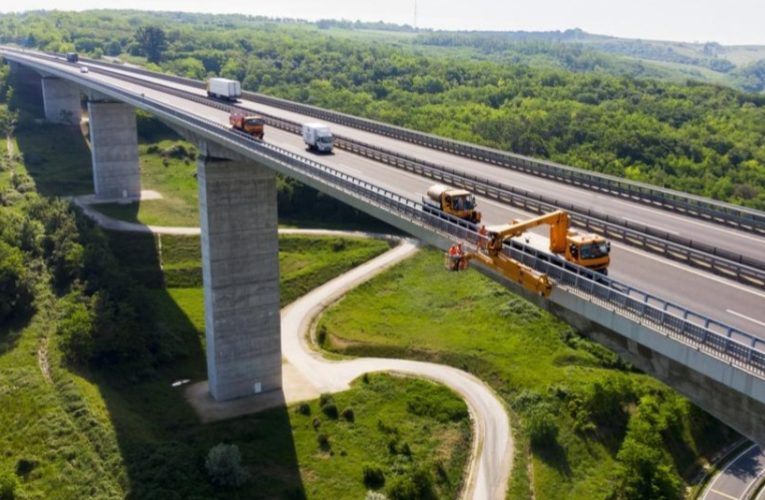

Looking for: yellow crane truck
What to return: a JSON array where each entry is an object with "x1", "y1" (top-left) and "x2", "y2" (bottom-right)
[{"x1": 445, "y1": 209, "x2": 611, "y2": 297}]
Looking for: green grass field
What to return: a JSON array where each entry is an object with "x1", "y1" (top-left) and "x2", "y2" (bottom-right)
[{"x1": 317, "y1": 250, "x2": 735, "y2": 499}]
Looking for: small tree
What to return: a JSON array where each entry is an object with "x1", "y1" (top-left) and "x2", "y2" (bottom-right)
[
  {"x1": 135, "y1": 26, "x2": 167, "y2": 63},
  {"x1": 205, "y1": 443, "x2": 249, "y2": 487}
]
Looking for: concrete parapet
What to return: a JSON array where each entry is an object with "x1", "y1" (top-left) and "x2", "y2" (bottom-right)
[
  {"x1": 198, "y1": 154, "x2": 282, "y2": 401},
  {"x1": 41, "y1": 76, "x2": 81, "y2": 124},
  {"x1": 87, "y1": 101, "x2": 140, "y2": 199}
]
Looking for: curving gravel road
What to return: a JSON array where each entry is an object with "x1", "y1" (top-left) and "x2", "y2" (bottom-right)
[
  {"x1": 280, "y1": 240, "x2": 513, "y2": 499},
  {"x1": 78, "y1": 201, "x2": 514, "y2": 499}
]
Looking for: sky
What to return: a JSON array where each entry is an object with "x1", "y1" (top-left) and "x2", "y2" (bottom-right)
[{"x1": 2, "y1": 0, "x2": 765, "y2": 46}]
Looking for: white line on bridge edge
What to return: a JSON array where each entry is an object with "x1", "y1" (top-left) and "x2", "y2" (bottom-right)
[{"x1": 726, "y1": 310, "x2": 765, "y2": 329}]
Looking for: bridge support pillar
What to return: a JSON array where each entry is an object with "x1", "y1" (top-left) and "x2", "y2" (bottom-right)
[
  {"x1": 87, "y1": 101, "x2": 140, "y2": 200},
  {"x1": 198, "y1": 153, "x2": 282, "y2": 401},
  {"x1": 41, "y1": 76, "x2": 81, "y2": 124}
]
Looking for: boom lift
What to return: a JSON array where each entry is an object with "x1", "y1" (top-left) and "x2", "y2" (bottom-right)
[
  {"x1": 445, "y1": 210, "x2": 611, "y2": 297},
  {"x1": 486, "y1": 210, "x2": 610, "y2": 273}
]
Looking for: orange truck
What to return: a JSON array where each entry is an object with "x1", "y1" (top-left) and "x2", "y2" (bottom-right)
[{"x1": 229, "y1": 111, "x2": 265, "y2": 140}]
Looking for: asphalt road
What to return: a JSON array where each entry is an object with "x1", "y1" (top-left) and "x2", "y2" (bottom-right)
[
  {"x1": 91, "y1": 61, "x2": 765, "y2": 264},
  {"x1": 11, "y1": 52, "x2": 765, "y2": 337},
  {"x1": 703, "y1": 444, "x2": 765, "y2": 500}
]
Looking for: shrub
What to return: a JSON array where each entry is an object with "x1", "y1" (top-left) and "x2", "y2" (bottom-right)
[
  {"x1": 525, "y1": 405, "x2": 559, "y2": 447},
  {"x1": 387, "y1": 467, "x2": 433, "y2": 500},
  {"x1": 0, "y1": 471, "x2": 17, "y2": 500},
  {"x1": 321, "y1": 403, "x2": 339, "y2": 419},
  {"x1": 316, "y1": 325, "x2": 327, "y2": 346},
  {"x1": 341, "y1": 407, "x2": 355, "y2": 422},
  {"x1": 362, "y1": 463, "x2": 385, "y2": 489},
  {"x1": 14, "y1": 458, "x2": 37, "y2": 478},
  {"x1": 297, "y1": 403, "x2": 311, "y2": 416},
  {"x1": 319, "y1": 393, "x2": 334, "y2": 406},
  {"x1": 205, "y1": 443, "x2": 249, "y2": 488},
  {"x1": 317, "y1": 433, "x2": 330, "y2": 451}
]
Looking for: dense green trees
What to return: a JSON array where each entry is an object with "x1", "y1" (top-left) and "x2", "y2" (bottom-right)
[{"x1": 1, "y1": 11, "x2": 764, "y2": 208}]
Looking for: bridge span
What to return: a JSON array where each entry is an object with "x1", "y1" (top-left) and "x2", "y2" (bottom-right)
[{"x1": 4, "y1": 48, "x2": 765, "y2": 446}]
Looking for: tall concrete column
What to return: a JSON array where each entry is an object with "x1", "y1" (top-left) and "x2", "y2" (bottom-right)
[
  {"x1": 41, "y1": 77, "x2": 81, "y2": 124},
  {"x1": 87, "y1": 101, "x2": 140, "y2": 200},
  {"x1": 198, "y1": 154, "x2": 282, "y2": 401}
]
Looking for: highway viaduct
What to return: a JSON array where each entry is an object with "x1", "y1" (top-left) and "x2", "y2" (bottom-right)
[{"x1": 4, "y1": 48, "x2": 765, "y2": 446}]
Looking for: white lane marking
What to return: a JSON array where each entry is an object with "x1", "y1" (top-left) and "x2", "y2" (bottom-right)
[
  {"x1": 608, "y1": 197, "x2": 765, "y2": 244},
  {"x1": 703, "y1": 444, "x2": 759, "y2": 500},
  {"x1": 726, "y1": 310, "x2": 765, "y2": 329},
  {"x1": 621, "y1": 217, "x2": 680, "y2": 236},
  {"x1": 707, "y1": 489, "x2": 741, "y2": 500},
  {"x1": 614, "y1": 243, "x2": 765, "y2": 301}
]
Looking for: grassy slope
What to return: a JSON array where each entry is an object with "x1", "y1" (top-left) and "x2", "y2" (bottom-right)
[
  {"x1": 2, "y1": 103, "x2": 465, "y2": 497},
  {"x1": 317, "y1": 250, "x2": 734, "y2": 499}
]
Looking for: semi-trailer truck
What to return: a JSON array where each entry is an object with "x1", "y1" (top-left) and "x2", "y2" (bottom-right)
[
  {"x1": 302, "y1": 123, "x2": 334, "y2": 153},
  {"x1": 207, "y1": 78, "x2": 241, "y2": 101}
]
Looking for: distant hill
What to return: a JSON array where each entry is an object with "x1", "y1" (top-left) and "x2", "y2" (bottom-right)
[{"x1": 320, "y1": 23, "x2": 765, "y2": 92}]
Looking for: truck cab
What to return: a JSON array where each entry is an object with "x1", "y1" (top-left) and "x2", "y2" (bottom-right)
[
  {"x1": 302, "y1": 123, "x2": 334, "y2": 153},
  {"x1": 66, "y1": 52, "x2": 79, "y2": 63},
  {"x1": 423, "y1": 184, "x2": 482, "y2": 224},
  {"x1": 565, "y1": 231, "x2": 611, "y2": 273}
]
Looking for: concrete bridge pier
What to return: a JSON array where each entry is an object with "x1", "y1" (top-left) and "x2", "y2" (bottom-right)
[
  {"x1": 197, "y1": 147, "x2": 282, "y2": 401},
  {"x1": 41, "y1": 76, "x2": 81, "y2": 124},
  {"x1": 87, "y1": 101, "x2": 141, "y2": 200}
]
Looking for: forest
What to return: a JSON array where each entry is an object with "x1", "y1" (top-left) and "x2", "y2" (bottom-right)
[{"x1": 1, "y1": 10, "x2": 764, "y2": 209}]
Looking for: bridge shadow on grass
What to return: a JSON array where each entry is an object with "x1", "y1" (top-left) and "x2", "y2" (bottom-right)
[{"x1": 89, "y1": 230, "x2": 305, "y2": 499}]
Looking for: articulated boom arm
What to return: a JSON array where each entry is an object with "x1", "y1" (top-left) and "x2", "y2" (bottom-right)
[
  {"x1": 485, "y1": 210, "x2": 569, "y2": 254},
  {"x1": 460, "y1": 250, "x2": 553, "y2": 297}
]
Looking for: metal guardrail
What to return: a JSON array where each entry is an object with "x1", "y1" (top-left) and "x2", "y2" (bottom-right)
[
  {"x1": 45, "y1": 57, "x2": 765, "y2": 290},
  {"x1": 7, "y1": 50, "x2": 765, "y2": 380},
  {"x1": 9, "y1": 48, "x2": 765, "y2": 234},
  {"x1": 99, "y1": 68, "x2": 765, "y2": 288}
]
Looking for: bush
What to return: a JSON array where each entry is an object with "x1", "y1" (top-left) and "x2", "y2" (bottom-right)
[
  {"x1": 341, "y1": 407, "x2": 355, "y2": 422},
  {"x1": 387, "y1": 467, "x2": 433, "y2": 499},
  {"x1": 297, "y1": 403, "x2": 311, "y2": 415},
  {"x1": 15, "y1": 458, "x2": 37, "y2": 478},
  {"x1": 321, "y1": 403, "x2": 339, "y2": 419},
  {"x1": 0, "y1": 471, "x2": 17, "y2": 500},
  {"x1": 205, "y1": 443, "x2": 249, "y2": 488},
  {"x1": 362, "y1": 463, "x2": 385, "y2": 489},
  {"x1": 0, "y1": 241, "x2": 34, "y2": 322},
  {"x1": 317, "y1": 433, "x2": 331, "y2": 451},
  {"x1": 525, "y1": 404, "x2": 559, "y2": 447},
  {"x1": 319, "y1": 393, "x2": 334, "y2": 406},
  {"x1": 316, "y1": 325, "x2": 327, "y2": 346}
]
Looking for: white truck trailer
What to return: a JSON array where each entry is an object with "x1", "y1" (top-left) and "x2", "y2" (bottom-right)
[
  {"x1": 302, "y1": 123, "x2": 334, "y2": 153},
  {"x1": 206, "y1": 78, "x2": 241, "y2": 101}
]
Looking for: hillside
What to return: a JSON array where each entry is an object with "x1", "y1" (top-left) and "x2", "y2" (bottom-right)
[{"x1": 1, "y1": 10, "x2": 765, "y2": 211}]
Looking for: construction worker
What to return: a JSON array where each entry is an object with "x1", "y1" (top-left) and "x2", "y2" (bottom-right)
[
  {"x1": 477, "y1": 225, "x2": 488, "y2": 251},
  {"x1": 457, "y1": 243, "x2": 468, "y2": 270},
  {"x1": 448, "y1": 243, "x2": 460, "y2": 271}
]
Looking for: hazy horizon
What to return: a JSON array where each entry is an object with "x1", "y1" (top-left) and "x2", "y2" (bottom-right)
[{"x1": 1, "y1": 1, "x2": 764, "y2": 46}]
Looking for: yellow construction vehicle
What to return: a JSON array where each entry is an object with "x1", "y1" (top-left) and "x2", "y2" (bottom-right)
[
  {"x1": 444, "y1": 209, "x2": 611, "y2": 297},
  {"x1": 445, "y1": 241, "x2": 553, "y2": 297},
  {"x1": 423, "y1": 184, "x2": 482, "y2": 224},
  {"x1": 485, "y1": 210, "x2": 610, "y2": 273}
]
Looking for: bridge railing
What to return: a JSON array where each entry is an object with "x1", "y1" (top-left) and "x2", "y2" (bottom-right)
[
  {"x1": 9, "y1": 51, "x2": 765, "y2": 379},
  {"x1": 69, "y1": 52, "x2": 765, "y2": 235}
]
